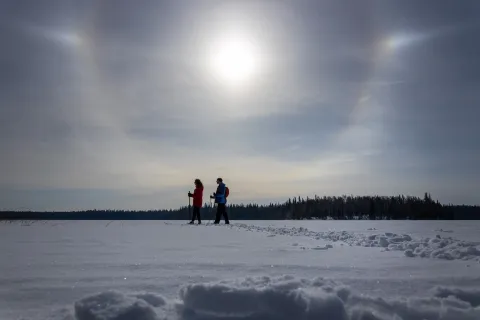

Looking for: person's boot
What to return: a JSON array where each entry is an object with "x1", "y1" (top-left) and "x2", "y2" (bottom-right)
[
  {"x1": 224, "y1": 212, "x2": 230, "y2": 225},
  {"x1": 188, "y1": 221, "x2": 194, "y2": 224}
]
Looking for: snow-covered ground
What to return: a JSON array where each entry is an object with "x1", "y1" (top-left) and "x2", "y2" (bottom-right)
[{"x1": 1, "y1": 220, "x2": 480, "y2": 320}]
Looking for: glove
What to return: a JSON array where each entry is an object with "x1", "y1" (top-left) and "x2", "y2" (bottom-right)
[
  {"x1": 188, "y1": 192, "x2": 193, "y2": 197},
  {"x1": 210, "y1": 195, "x2": 214, "y2": 199}
]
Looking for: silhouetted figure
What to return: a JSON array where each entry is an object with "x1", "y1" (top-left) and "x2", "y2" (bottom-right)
[
  {"x1": 211, "y1": 177, "x2": 229, "y2": 224},
  {"x1": 188, "y1": 179, "x2": 204, "y2": 224}
]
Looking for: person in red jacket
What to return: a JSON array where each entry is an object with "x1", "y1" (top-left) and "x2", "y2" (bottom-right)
[{"x1": 188, "y1": 179, "x2": 204, "y2": 224}]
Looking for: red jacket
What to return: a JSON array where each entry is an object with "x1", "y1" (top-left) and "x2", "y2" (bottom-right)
[{"x1": 191, "y1": 186, "x2": 203, "y2": 207}]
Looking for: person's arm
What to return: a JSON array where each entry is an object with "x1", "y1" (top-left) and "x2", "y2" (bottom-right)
[
  {"x1": 211, "y1": 186, "x2": 219, "y2": 200},
  {"x1": 215, "y1": 185, "x2": 225, "y2": 201},
  {"x1": 193, "y1": 188, "x2": 200, "y2": 201}
]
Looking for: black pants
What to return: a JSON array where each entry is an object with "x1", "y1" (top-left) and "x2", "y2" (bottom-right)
[
  {"x1": 191, "y1": 206, "x2": 201, "y2": 223},
  {"x1": 214, "y1": 203, "x2": 229, "y2": 224}
]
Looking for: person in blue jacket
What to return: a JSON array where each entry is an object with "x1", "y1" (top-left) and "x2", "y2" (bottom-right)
[{"x1": 210, "y1": 177, "x2": 230, "y2": 224}]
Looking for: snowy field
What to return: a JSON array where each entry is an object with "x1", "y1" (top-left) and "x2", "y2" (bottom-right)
[{"x1": 1, "y1": 220, "x2": 480, "y2": 320}]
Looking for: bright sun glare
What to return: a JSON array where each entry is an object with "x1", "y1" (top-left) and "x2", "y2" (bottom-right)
[{"x1": 208, "y1": 33, "x2": 259, "y2": 86}]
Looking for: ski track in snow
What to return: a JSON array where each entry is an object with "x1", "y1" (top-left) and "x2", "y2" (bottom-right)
[
  {"x1": 51, "y1": 275, "x2": 480, "y2": 320},
  {"x1": 230, "y1": 223, "x2": 480, "y2": 262}
]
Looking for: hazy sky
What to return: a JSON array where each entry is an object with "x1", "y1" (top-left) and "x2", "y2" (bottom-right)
[{"x1": 1, "y1": 0, "x2": 479, "y2": 210}]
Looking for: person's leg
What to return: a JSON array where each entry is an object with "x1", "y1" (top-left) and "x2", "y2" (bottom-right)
[
  {"x1": 222, "y1": 204, "x2": 230, "y2": 224},
  {"x1": 214, "y1": 204, "x2": 221, "y2": 224},
  {"x1": 195, "y1": 206, "x2": 201, "y2": 224},
  {"x1": 190, "y1": 206, "x2": 198, "y2": 223},
  {"x1": 216, "y1": 203, "x2": 227, "y2": 223}
]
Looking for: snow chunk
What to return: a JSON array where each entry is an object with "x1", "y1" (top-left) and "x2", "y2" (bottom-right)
[
  {"x1": 74, "y1": 291, "x2": 167, "y2": 320},
  {"x1": 404, "y1": 249, "x2": 415, "y2": 258},
  {"x1": 75, "y1": 291, "x2": 156, "y2": 320},
  {"x1": 179, "y1": 275, "x2": 347, "y2": 319},
  {"x1": 432, "y1": 287, "x2": 480, "y2": 307},
  {"x1": 378, "y1": 237, "x2": 389, "y2": 247}
]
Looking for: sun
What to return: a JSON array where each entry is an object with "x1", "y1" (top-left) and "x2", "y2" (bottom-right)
[{"x1": 208, "y1": 33, "x2": 260, "y2": 86}]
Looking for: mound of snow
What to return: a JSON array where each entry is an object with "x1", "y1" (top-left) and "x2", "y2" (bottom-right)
[
  {"x1": 233, "y1": 223, "x2": 480, "y2": 262},
  {"x1": 432, "y1": 287, "x2": 480, "y2": 307},
  {"x1": 73, "y1": 291, "x2": 170, "y2": 320},
  {"x1": 54, "y1": 276, "x2": 480, "y2": 320}
]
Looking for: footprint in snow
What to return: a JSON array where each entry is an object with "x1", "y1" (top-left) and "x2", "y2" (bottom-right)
[
  {"x1": 435, "y1": 229, "x2": 454, "y2": 233},
  {"x1": 312, "y1": 244, "x2": 333, "y2": 251}
]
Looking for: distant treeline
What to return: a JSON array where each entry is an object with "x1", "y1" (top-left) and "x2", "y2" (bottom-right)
[{"x1": 1, "y1": 193, "x2": 479, "y2": 220}]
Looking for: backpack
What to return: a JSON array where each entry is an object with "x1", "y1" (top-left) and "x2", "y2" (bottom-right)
[{"x1": 225, "y1": 186, "x2": 229, "y2": 198}]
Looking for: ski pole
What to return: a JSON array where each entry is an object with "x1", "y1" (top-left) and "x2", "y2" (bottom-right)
[
  {"x1": 188, "y1": 194, "x2": 192, "y2": 222},
  {"x1": 210, "y1": 196, "x2": 214, "y2": 224}
]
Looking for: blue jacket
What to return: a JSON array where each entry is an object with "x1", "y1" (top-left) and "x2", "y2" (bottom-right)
[{"x1": 214, "y1": 182, "x2": 226, "y2": 204}]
